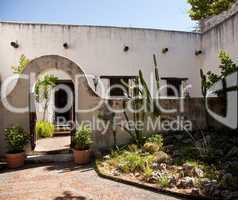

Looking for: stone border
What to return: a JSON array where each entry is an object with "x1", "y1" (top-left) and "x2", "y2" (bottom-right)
[{"x1": 95, "y1": 162, "x2": 210, "y2": 200}]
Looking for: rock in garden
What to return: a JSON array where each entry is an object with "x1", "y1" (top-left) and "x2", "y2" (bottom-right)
[
  {"x1": 152, "y1": 162, "x2": 159, "y2": 170},
  {"x1": 182, "y1": 163, "x2": 194, "y2": 176},
  {"x1": 177, "y1": 177, "x2": 195, "y2": 189},
  {"x1": 151, "y1": 171, "x2": 162, "y2": 181},
  {"x1": 103, "y1": 155, "x2": 110, "y2": 160},
  {"x1": 154, "y1": 151, "x2": 170, "y2": 163},
  {"x1": 112, "y1": 169, "x2": 120, "y2": 176},
  {"x1": 168, "y1": 175, "x2": 177, "y2": 187},
  {"x1": 116, "y1": 164, "x2": 124, "y2": 171},
  {"x1": 159, "y1": 163, "x2": 167, "y2": 171},
  {"x1": 193, "y1": 167, "x2": 204, "y2": 178}
]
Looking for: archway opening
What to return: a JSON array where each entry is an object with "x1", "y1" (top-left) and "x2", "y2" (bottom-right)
[{"x1": 33, "y1": 69, "x2": 75, "y2": 153}]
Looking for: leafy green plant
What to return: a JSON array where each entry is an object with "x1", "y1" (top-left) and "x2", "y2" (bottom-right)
[
  {"x1": 158, "y1": 175, "x2": 170, "y2": 188},
  {"x1": 72, "y1": 125, "x2": 93, "y2": 150},
  {"x1": 143, "y1": 142, "x2": 160, "y2": 153},
  {"x1": 200, "y1": 51, "x2": 238, "y2": 129},
  {"x1": 143, "y1": 166, "x2": 153, "y2": 181},
  {"x1": 4, "y1": 125, "x2": 29, "y2": 153},
  {"x1": 120, "y1": 151, "x2": 145, "y2": 173},
  {"x1": 35, "y1": 75, "x2": 58, "y2": 121},
  {"x1": 35, "y1": 121, "x2": 54, "y2": 138},
  {"x1": 188, "y1": 0, "x2": 235, "y2": 20},
  {"x1": 11, "y1": 54, "x2": 30, "y2": 74},
  {"x1": 201, "y1": 51, "x2": 238, "y2": 94},
  {"x1": 146, "y1": 134, "x2": 163, "y2": 147}
]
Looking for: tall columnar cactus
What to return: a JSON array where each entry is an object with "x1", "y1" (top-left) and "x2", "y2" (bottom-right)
[
  {"x1": 122, "y1": 54, "x2": 161, "y2": 146},
  {"x1": 200, "y1": 69, "x2": 207, "y2": 99}
]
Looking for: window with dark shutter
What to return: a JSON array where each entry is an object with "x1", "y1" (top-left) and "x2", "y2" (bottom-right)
[{"x1": 161, "y1": 77, "x2": 188, "y2": 97}]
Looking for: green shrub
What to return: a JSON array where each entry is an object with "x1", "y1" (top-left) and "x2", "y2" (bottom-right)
[
  {"x1": 35, "y1": 121, "x2": 54, "y2": 138},
  {"x1": 72, "y1": 125, "x2": 93, "y2": 150},
  {"x1": 158, "y1": 175, "x2": 170, "y2": 188},
  {"x1": 120, "y1": 151, "x2": 145, "y2": 173},
  {"x1": 144, "y1": 142, "x2": 160, "y2": 153},
  {"x1": 4, "y1": 125, "x2": 29, "y2": 153},
  {"x1": 143, "y1": 166, "x2": 153, "y2": 181},
  {"x1": 111, "y1": 151, "x2": 156, "y2": 173},
  {"x1": 146, "y1": 134, "x2": 163, "y2": 147}
]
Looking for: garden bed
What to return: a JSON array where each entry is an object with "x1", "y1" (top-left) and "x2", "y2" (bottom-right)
[{"x1": 96, "y1": 130, "x2": 238, "y2": 200}]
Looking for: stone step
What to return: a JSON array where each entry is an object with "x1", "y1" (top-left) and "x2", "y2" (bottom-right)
[
  {"x1": 26, "y1": 153, "x2": 73, "y2": 164},
  {"x1": 53, "y1": 131, "x2": 71, "y2": 136}
]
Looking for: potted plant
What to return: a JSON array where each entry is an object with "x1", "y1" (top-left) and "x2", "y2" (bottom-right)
[
  {"x1": 4, "y1": 125, "x2": 29, "y2": 168},
  {"x1": 72, "y1": 125, "x2": 93, "y2": 164}
]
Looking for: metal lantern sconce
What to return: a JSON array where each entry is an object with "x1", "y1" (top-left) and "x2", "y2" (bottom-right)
[
  {"x1": 162, "y1": 48, "x2": 168, "y2": 54},
  {"x1": 63, "y1": 42, "x2": 69, "y2": 49},
  {"x1": 123, "y1": 45, "x2": 129, "y2": 52},
  {"x1": 195, "y1": 50, "x2": 203, "y2": 56},
  {"x1": 10, "y1": 41, "x2": 19, "y2": 48}
]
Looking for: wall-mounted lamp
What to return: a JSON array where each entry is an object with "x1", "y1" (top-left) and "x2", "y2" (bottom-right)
[
  {"x1": 93, "y1": 76, "x2": 99, "y2": 91},
  {"x1": 162, "y1": 48, "x2": 168, "y2": 54},
  {"x1": 10, "y1": 41, "x2": 19, "y2": 48},
  {"x1": 123, "y1": 45, "x2": 129, "y2": 52},
  {"x1": 195, "y1": 50, "x2": 203, "y2": 56},
  {"x1": 63, "y1": 42, "x2": 69, "y2": 49}
]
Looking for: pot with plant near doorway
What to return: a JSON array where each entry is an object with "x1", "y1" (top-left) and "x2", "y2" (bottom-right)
[
  {"x1": 4, "y1": 125, "x2": 30, "y2": 168},
  {"x1": 72, "y1": 125, "x2": 93, "y2": 164}
]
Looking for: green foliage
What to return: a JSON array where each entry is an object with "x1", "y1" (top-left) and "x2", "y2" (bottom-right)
[
  {"x1": 143, "y1": 142, "x2": 160, "y2": 153},
  {"x1": 35, "y1": 75, "x2": 58, "y2": 103},
  {"x1": 143, "y1": 134, "x2": 164, "y2": 153},
  {"x1": 35, "y1": 75, "x2": 58, "y2": 121},
  {"x1": 158, "y1": 175, "x2": 170, "y2": 188},
  {"x1": 35, "y1": 121, "x2": 54, "y2": 138},
  {"x1": 146, "y1": 134, "x2": 163, "y2": 147},
  {"x1": 143, "y1": 166, "x2": 153, "y2": 181},
  {"x1": 119, "y1": 151, "x2": 145, "y2": 173},
  {"x1": 200, "y1": 50, "x2": 238, "y2": 96},
  {"x1": 4, "y1": 125, "x2": 29, "y2": 153},
  {"x1": 72, "y1": 125, "x2": 93, "y2": 150},
  {"x1": 188, "y1": 0, "x2": 235, "y2": 20},
  {"x1": 108, "y1": 150, "x2": 155, "y2": 173},
  {"x1": 11, "y1": 54, "x2": 30, "y2": 74}
]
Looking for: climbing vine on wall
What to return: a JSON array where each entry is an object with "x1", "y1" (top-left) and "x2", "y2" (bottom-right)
[{"x1": 11, "y1": 54, "x2": 30, "y2": 74}]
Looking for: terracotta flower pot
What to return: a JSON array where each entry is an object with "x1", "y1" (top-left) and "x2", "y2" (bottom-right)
[
  {"x1": 73, "y1": 149, "x2": 91, "y2": 164},
  {"x1": 6, "y1": 152, "x2": 26, "y2": 169}
]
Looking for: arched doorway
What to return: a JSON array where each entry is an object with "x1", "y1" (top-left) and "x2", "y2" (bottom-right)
[{"x1": 4, "y1": 55, "x2": 99, "y2": 153}]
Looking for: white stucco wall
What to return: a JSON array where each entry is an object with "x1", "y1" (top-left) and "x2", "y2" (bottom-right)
[
  {"x1": 0, "y1": 22, "x2": 202, "y2": 98},
  {"x1": 202, "y1": 12, "x2": 238, "y2": 74}
]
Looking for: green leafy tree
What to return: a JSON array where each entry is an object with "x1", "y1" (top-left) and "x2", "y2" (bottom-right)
[
  {"x1": 35, "y1": 75, "x2": 58, "y2": 121},
  {"x1": 188, "y1": 0, "x2": 235, "y2": 20},
  {"x1": 12, "y1": 54, "x2": 30, "y2": 74},
  {"x1": 200, "y1": 50, "x2": 238, "y2": 128}
]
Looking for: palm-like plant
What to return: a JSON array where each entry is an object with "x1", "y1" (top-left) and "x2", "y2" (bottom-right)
[{"x1": 35, "y1": 75, "x2": 58, "y2": 121}]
